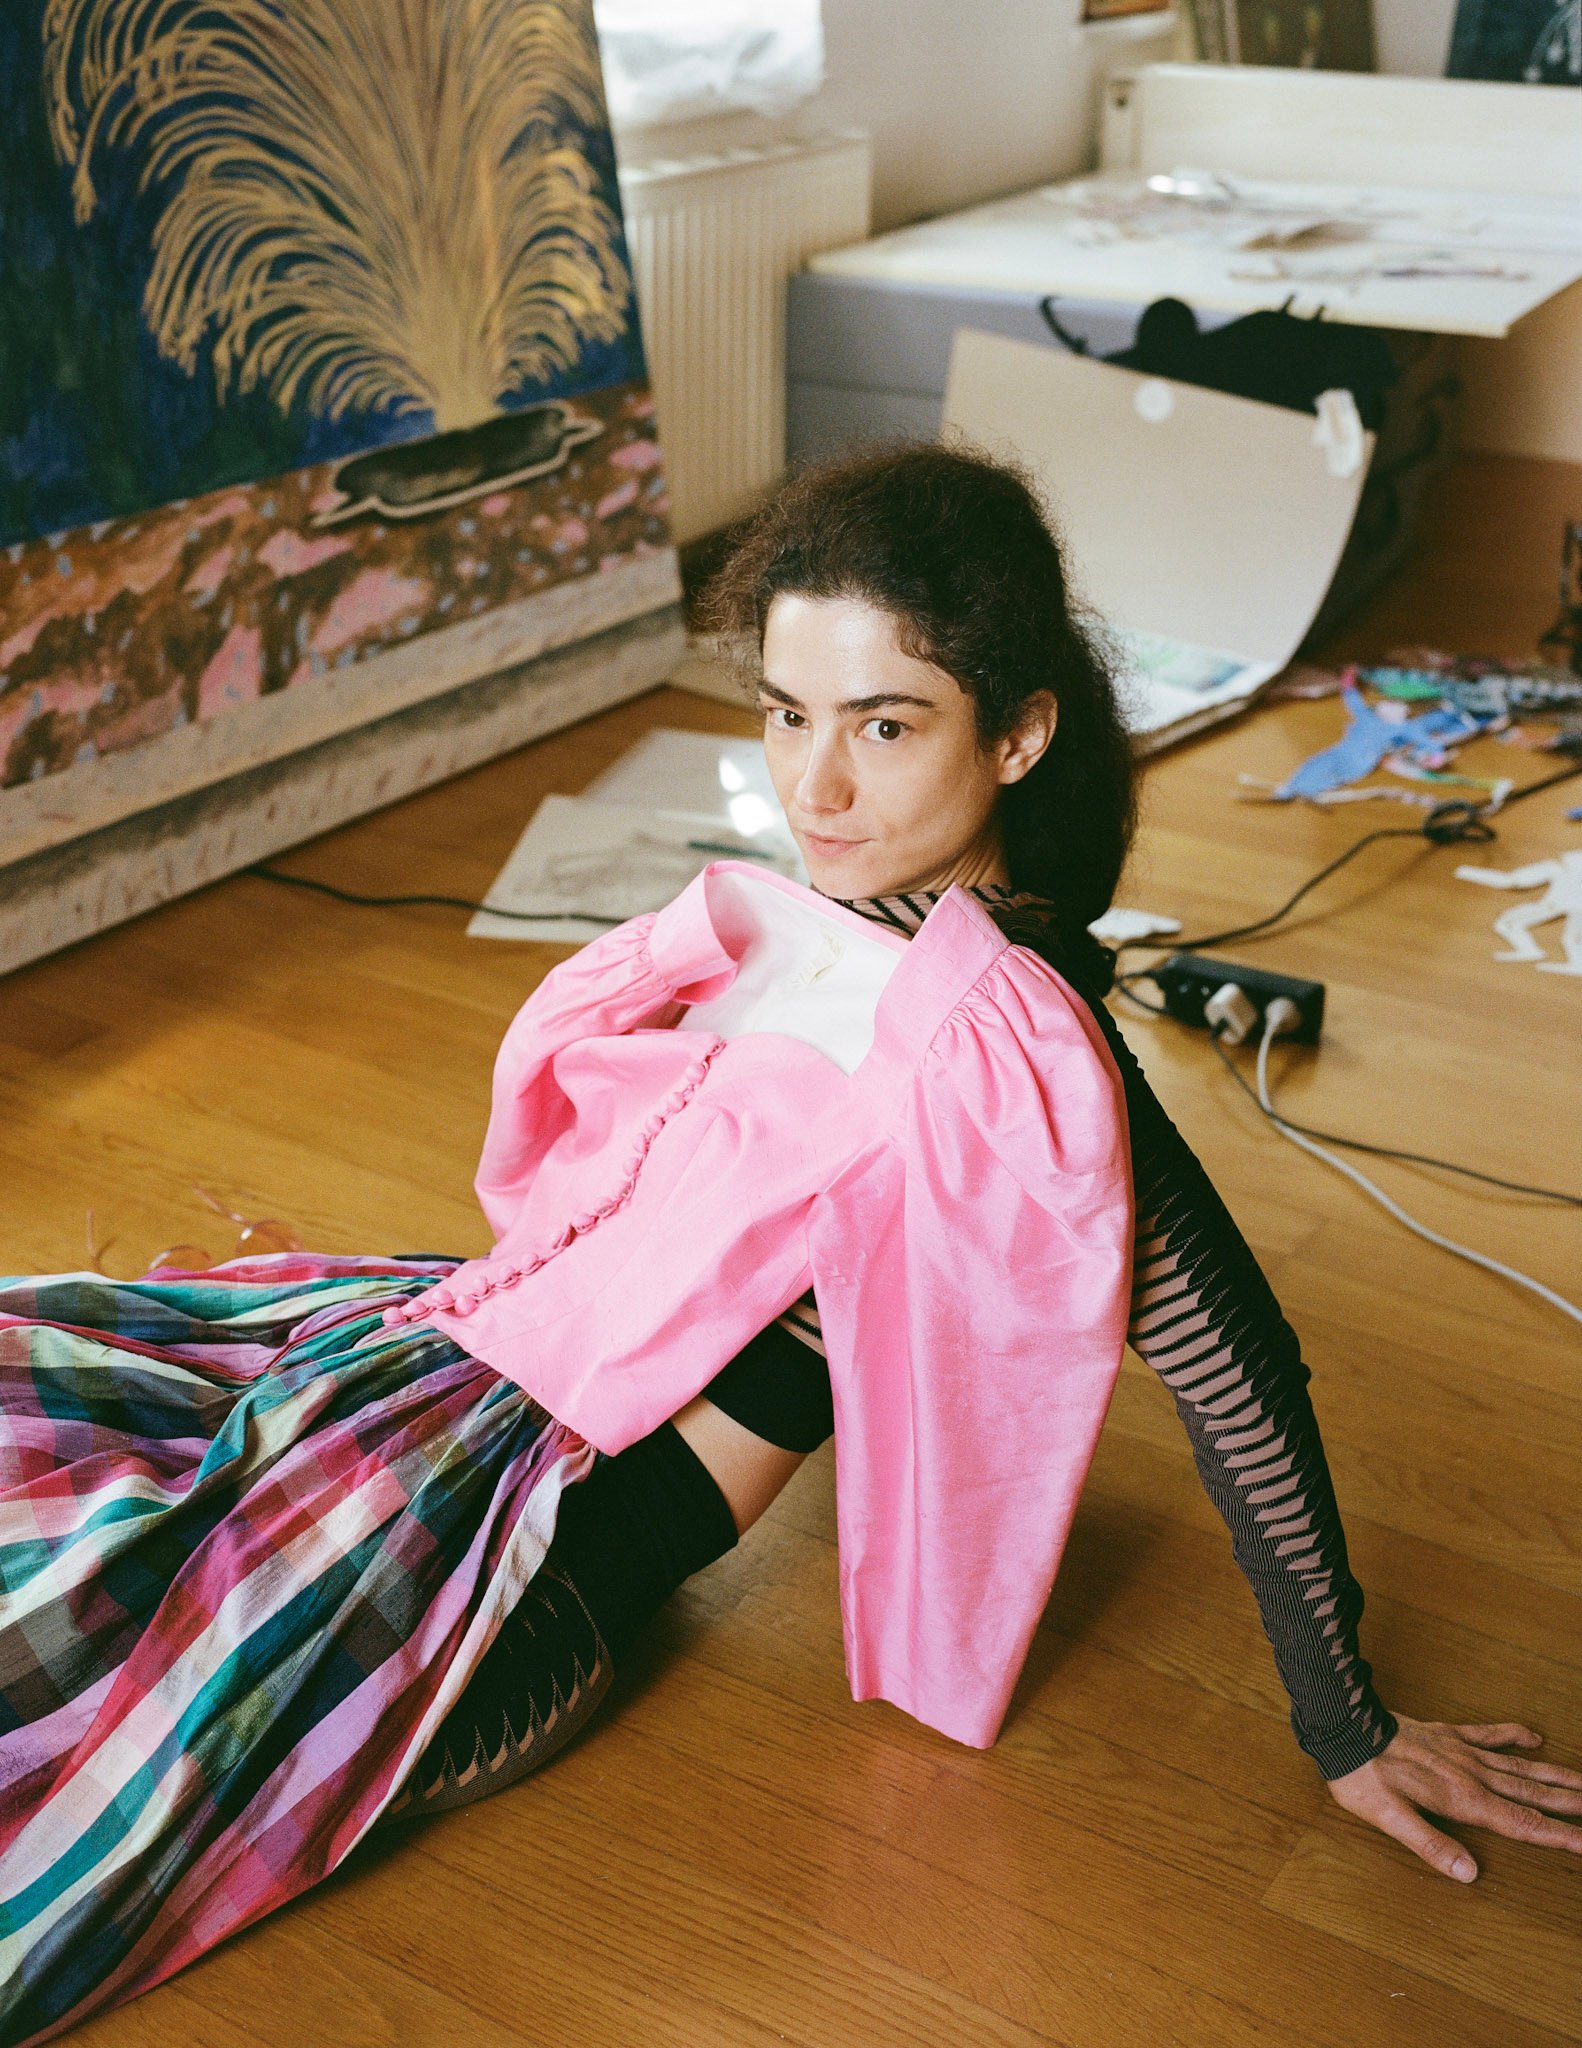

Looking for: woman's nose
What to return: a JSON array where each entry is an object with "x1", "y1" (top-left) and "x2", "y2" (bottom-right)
[{"x1": 795, "y1": 740, "x2": 853, "y2": 815}]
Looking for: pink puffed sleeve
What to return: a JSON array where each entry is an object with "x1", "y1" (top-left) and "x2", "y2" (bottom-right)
[
  {"x1": 808, "y1": 946, "x2": 1135, "y2": 1749},
  {"x1": 474, "y1": 874, "x2": 741, "y2": 1239}
]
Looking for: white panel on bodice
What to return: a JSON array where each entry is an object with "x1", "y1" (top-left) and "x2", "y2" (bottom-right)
[{"x1": 675, "y1": 870, "x2": 903, "y2": 1074}]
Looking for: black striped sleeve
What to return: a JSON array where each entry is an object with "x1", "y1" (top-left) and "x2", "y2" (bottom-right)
[{"x1": 1085, "y1": 999, "x2": 1397, "y2": 1777}]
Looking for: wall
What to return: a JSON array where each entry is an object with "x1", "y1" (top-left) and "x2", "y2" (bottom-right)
[
  {"x1": 1456, "y1": 283, "x2": 1582, "y2": 466},
  {"x1": 613, "y1": 0, "x2": 1181, "y2": 233},
  {"x1": 813, "y1": 0, "x2": 1179, "y2": 230},
  {"x1": 1373, "y1": 0, "x2": 1457, "y2": 76}
]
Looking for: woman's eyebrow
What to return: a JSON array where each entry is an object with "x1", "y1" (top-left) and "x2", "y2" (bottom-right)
[{"x1": 756, "y1": 681, "x2": 938, "y2": 714}]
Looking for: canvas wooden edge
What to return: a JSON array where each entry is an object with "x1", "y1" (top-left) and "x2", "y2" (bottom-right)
[
  {"x1": 0, "y1": 601, "x2": 687, "y2": 979},
  {"x1": 0, "y1": 547, "x2": 681, "y2": 869}
]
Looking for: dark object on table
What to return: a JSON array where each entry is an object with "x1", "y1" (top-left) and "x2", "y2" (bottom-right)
[
  {"x1": 1187, "y1": 0, "x2": 1376, "y2": 69},
  {"x1": 1039, "y1": 296, "x2": 1401, "y2": 431},
  {"x1": 1539, "y1": 521, "x2": 1582, "y2": 677},
  {"x1": 1448, "y1": 0, "x2": 1581, "y2": 84}
]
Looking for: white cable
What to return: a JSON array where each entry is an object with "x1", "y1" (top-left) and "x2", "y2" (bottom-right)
[{"x1": 1249, "y1": 1013, "x2": 1582, "y2": 1328}]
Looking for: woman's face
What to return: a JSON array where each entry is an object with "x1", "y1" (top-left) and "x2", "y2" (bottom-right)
[{"x1": 756, "y1": 594, "x2": 1055, "y2": 900}]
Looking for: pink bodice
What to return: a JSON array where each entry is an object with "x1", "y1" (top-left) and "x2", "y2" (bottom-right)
[{"x1": 383, "y1": 861, "x2": 1134, "y2": 1747}]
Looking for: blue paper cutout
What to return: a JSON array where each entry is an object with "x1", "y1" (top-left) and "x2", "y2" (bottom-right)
[{"x1": 1276, "y1": 686, "x2": 1489, "y2": 800}]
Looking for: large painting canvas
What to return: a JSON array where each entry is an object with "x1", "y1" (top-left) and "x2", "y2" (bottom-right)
[{"x1": 0, "y1": 0, "x2": 681, "y2": 961}]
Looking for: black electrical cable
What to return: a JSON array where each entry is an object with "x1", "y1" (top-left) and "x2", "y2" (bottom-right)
[
  {"x1": 1107, "y1": 764, "x2": 1582, "y2": 1207},
  {"x1": 1113, "y1": 977, "x2": 1169, "y2": 1019},
  {"x1": 1207, "y1": 1030, "x2": 1582, "y2": 1207},
  {"x1": 248, "y1": 856, "x2": 1576, "y2": 1204},
  {"x1": 240, "y1": 761, "x2": 1573, "y2": 1196},
  {"x1": 1114, "y1": 766, "x2": 1582, "y2": 990},
  {"x1": 245, "y1": 864, "x2": 625, "y2": 925},
  {"x1": 247, "y1": 761, "x2": 1581, "y2": 951},
  {"x1": 1116, "y1": 807, "x2": 1483, "y2": 978}
]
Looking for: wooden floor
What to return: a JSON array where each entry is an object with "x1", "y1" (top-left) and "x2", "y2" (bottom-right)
[{"x1": 5, "y1": 452, "x2": 1580, "y2": 2047}]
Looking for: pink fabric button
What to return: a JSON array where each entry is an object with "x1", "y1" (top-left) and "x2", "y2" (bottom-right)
[{"x1": 451, "y1": 1292, "x2": 478, "y2": 1314}]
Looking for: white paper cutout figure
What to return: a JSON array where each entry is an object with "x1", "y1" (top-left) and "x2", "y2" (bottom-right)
[{"x1": 1455, "y1": 850, "x2": 1582, "y2": 976}]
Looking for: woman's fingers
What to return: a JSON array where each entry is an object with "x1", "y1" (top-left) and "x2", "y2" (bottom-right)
[
  {"x1": 1478, "y1": 1765, "x2": 1582, "y2": 1817},
  {"x1": 1327, "y1": 1718, "x2": 1582, "y2": 1879},
  {"x1": 1467, "y1": 1749, "x2": 1582, "y2": 1792},
  {"x1": 1455, "y1": 1722, "x2": 1543, "y2": 1749},
  {"x1": 1367, "y1": 1793, "x2": 1478, "y2": 1882},
  {"x1": 1466, "y1": 1786, "x2": 1582, "y2": 1856}
]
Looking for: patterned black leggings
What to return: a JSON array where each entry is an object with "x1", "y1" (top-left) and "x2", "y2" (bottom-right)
[
  {"x1": 379, "y1": 1416, "x2": 739, "y2": 1824},
  {"x1": 379, "y1": 1562, "x2": 615, "y2": 1823}
]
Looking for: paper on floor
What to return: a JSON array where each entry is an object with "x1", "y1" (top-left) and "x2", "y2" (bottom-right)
[
  {"x1": 470, "y1": 788, "x2": 803, "y2": 943},
  {"x1": 585, "y1": 727, "x2": 796, "y2": 858}
]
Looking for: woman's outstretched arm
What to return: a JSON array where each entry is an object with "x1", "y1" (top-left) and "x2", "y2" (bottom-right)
[
  {"x1": 698, "y1": 993, "x2": 1582, "y2": 1878},
  {"x1": 702, "y1": 1003, "x2": 1398, "y2": 1777},
  {"x1": 1054, "y1": 994, "x2": 1582, "y2": 1880},
  {"x1": 1087, "y1": 1005, "x2": 1397, "y2": 1777}
]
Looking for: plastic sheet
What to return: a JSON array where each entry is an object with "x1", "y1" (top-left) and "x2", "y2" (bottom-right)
[{"x1": 593, "y1": 1, "x2": 823, "y2": 129}]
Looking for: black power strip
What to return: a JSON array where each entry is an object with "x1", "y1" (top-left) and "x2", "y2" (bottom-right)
[{"x1": 1153, "y1": 952, "x2": 1327, "y2": 1045}]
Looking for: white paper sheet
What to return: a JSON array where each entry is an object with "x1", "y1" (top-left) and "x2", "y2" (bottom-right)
[
  {"x1": 1110, "y1": 629, "x2": 1280, "y2": 741},
  {"x1": 469, "y1": 793, "x2": 803, "y2": 943},
  {"x1": 942, "y1": 328, "x2": 1373, "y2": 746},
  {"x1": 585, "y1": 727, "x2": 797, "y2": 858}
]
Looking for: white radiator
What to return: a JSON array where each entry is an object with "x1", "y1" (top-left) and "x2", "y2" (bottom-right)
[{"x1": 618, "y1": 133, "x2": 872, "y2": 544}]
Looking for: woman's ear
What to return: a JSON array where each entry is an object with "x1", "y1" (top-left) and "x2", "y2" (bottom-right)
[{"x1": 997, "y1": 692, "x2": 1058, "y2": 786}]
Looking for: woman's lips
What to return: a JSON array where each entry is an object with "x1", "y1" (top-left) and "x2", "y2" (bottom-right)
[{"x1": 800, "y1": 831, "x2": 866, "y2": 857}]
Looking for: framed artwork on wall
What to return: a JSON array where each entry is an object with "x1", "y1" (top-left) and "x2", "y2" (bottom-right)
[
  {"x1": 0, "y1": 0, "x2": 683, "y2": 972},
  {"x1": 1186, "y1": 0, "x2": 1376, "y2": 68},
  {"x1": 1083, "y1": 1, "x2": 1175, "y2": 19},
  {"x1": 1447, "y1": 0, "x2": 1581, "y2": 84}
]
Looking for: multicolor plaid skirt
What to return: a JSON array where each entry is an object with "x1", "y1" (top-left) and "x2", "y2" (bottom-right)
[{"x1": 0, "y1": 1254, "x2": 594, "y2": 2048}]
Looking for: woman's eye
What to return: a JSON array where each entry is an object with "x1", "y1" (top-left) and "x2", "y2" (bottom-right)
[
  {"x1": 762, "y1": 704, "x2": 804, "y2": 730},
  {"x1": 862, "y1": 717, "x2": 908, "y2": 742}
]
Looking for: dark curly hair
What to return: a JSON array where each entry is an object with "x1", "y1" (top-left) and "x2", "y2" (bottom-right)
[{"x1": 698, "y1": 440, "x2": 1137, "y2": 989}]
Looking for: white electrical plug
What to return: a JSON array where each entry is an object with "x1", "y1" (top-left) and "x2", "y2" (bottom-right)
[{"x1": 1203, "y1": 982, "x2": 1259, "y2": 1045}]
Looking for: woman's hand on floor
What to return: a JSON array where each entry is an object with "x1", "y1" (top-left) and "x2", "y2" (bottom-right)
[{"x1": 1326, "y1": 1713, "x2": 1582, "y2": 1881}]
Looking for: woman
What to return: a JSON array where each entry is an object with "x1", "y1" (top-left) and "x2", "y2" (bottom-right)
[
  {"x1": 396, "y1": 447, "x2": 1582, "y2": 1859},
  {"x1": 2, "y1": 444, "x2": 1577, "y2": 2044}
]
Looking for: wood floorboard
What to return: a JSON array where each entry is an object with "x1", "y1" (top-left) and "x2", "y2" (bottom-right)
[
  {"x1": 605, "y1": 1620, "x2": 1572, "y2": 2048},
  {"x1": 413, "y1": 1799, "x2": 1060, "y2": 2048},
  {"x1": 1263, "y1": 1830, "x2": 1582, "y2": 2038},
  {"x1": 547, "y1": 1714, "x2": 1317, "y2": 2048},
  {"x1": 5, "y1": 453, "x2": 1579, "y2": 2044}
]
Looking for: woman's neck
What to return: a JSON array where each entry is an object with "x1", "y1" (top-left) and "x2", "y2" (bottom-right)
[{"x1": 866, "y1": 824, "x2": 1010, "y2": 899}]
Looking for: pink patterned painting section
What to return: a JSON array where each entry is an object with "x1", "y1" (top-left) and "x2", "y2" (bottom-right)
[{"x1": 0, "y1": 386, "x2": 670, "y2": 790}]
